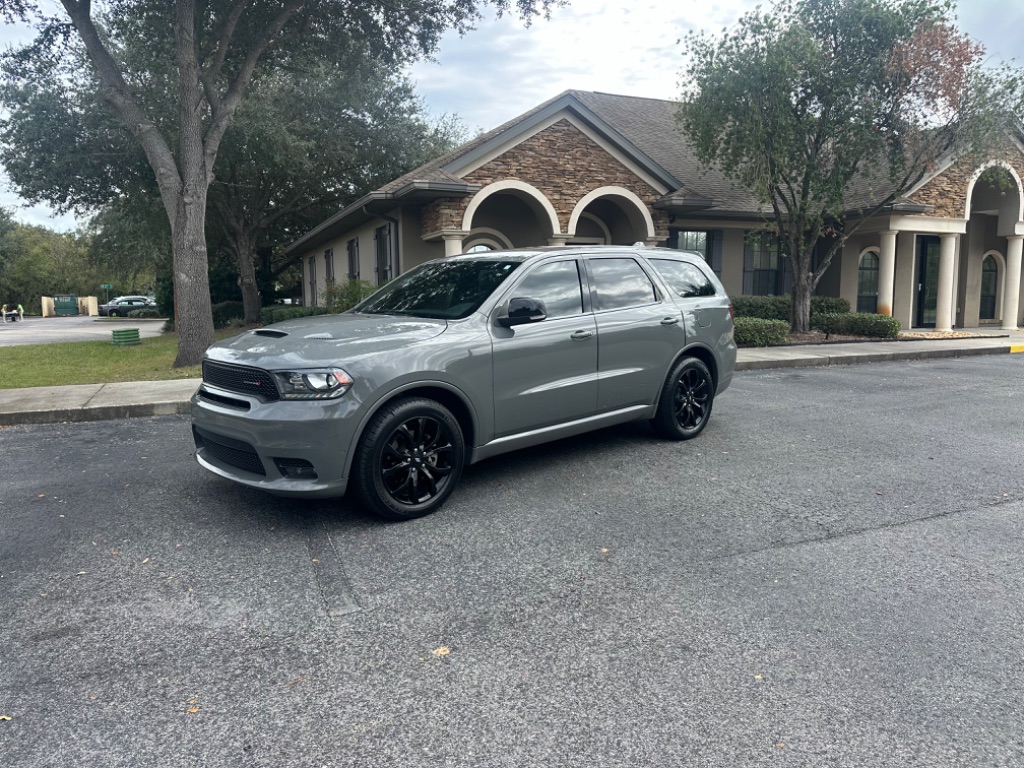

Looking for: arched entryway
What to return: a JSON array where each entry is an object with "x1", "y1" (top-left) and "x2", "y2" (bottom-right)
[
  {"x1": 461, "y1": 181, "x2": 560, "y2": 250},
  {"x1": 567, "y1": 186, "x2": 656, "y2": 245},
  {"x1": 964, "y1": 164, "x2": 1024, "y2": 329}
]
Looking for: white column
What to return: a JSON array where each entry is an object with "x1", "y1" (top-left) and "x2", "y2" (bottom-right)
[
  {"x1": 934, "y1": 233, "x2": 957, "y2": 331},
  {"x1": 877, "y1": 230, "x2": 897, "y2": 316},
  {"x1": 442, "y1": 234, "x2": 465, "y2": 258},
  {"x1": 1003, "y1": 235, "x2": 1023, "y2": 330},
  {"x1": 547, "y1": 235, "x2": 569, "y2": 247}
]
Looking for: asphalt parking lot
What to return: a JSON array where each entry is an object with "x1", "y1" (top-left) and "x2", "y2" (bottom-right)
[
  {"x1": 0, "y1": 315, "x2": 166, "y2": 347},
  {"x1": 2, "y1": 356, "x2": 1023, "y2": 767}
]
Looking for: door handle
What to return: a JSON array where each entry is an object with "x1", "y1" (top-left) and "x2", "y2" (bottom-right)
[
  {"x1": 660, "y1": 316, "x2": 680, "y2": 325},
  {"x1": 570, "y1": 329, "x2": 594, "y2": 340}
]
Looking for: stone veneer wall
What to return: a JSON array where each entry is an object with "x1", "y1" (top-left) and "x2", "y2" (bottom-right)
[
  {"x1": 421, "y1": 119, "x2": 671, "y2": 239},
  {"x1": 908, "y1": 143, "x2": 1024, "y2": 219}
]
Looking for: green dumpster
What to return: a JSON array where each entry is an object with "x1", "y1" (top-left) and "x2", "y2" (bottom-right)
[
  {"x1": 53, "y1": 294, "x2": 79, "y2": 316},
  {"x1": 112, "y1": 328, "x2": 141, "y2": 346}
]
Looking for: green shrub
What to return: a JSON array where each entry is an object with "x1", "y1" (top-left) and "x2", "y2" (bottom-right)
[
  {"x1": 811, "y1": 296, "x2": 850, "y2": 315},
  {"x1": 323, "y1": 279, "x2": 377, "y2": 312},
  {"x1": 211, "y1": 300, "x2": 245, "y2": 328},
  {"x1": 732, "y1": 295, "x2": 850, "y2": 321},
  {"x1": 731, "y1": 296, "x2": 790, "y2": 321},
  {"x1": 259, "y1": 305, "x2": 333, "y2": 325},
  {"x1": 127, "y1": 308, "x2": 161, "y2": 319},
  {"x1": 734, "y1": 317, "x2": 790, "y2": 347},
  {"x1": 811, "y1": 312, "x2": 900, "y2": 338},
  {"x1": 845, "y1": 312, "x2": 900, "y2": 338}
]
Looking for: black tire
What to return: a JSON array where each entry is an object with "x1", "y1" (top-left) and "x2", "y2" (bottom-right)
[
  {"x1": 109, "y1": 310, "x2": 121, "y2": 317},
  {"x1": 353, "y1": 397, "x2": 465, "y2": 521},
  {"x1": 650, "y1": 357, "x2": 715, "y2": 440}
]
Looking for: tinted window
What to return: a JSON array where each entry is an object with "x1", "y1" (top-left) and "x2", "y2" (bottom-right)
[
  {"x1": 354, "y1": 259, "x2": 522, "y2": 319},
  {"x1": 588, "y1": 258, "x2": 657, "y2": 310},
  {"x1": 652, "y1": 258, "x2": 716, "y2": 298},
  {"x1": 510, "y1": 260, "x2": 584, "y2": 319}
]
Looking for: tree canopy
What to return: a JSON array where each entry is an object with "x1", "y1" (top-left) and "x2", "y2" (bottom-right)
[
  {"x1": 0, "y1": 0, "x2": 561, "y2": 365},
  {"x1": 679, "y1": 0, "x2": 1024, "y2": 332}
]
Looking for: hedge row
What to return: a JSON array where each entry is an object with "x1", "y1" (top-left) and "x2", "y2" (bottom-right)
[
  {"x1": 732, "y1": 295, "x2": 850, "y2": 321},
  {"x1": 733, "y1": 317, "x2": 790, "y2": 347},
  {"x1": 211, "y1": 300, "x2": 244, "y2": 328},
  {"x1": 259, "y1": 305, "x2": 333, "y2": 325},
  {"x1": 127, "y1": 308, "x2": 161, "y2": 319},
  {"x1": 811, "y1": 312, "x2": 901, "y2": 338}
]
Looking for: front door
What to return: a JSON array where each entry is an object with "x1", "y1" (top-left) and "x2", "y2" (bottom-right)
[
  {"x1": 491, "y1": 258, "x2": 598, "y2": 437},
  {"x1": 916, "y1": 236, "x2": 940, "y2": 328}
]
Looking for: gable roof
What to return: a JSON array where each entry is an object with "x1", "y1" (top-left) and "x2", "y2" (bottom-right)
[{"x1": 288, "y1": 89, "x2": 958, "y2": 253}]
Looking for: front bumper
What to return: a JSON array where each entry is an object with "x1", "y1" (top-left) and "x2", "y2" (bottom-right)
[{"x1": 190, "y1": 384, "x2": 359, "y2": 498}]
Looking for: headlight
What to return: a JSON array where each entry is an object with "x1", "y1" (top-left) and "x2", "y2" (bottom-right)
[{"x1": 272, "y1": 368, "x2": 353, "y2": 400}]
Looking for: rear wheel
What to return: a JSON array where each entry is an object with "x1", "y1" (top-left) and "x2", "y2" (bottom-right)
[
  {"x1": 108, "y1": 310, "x2": 121, "y2": 317},
  {"x1": 650, "y1": 357, "x2": 714, "y2": 440},
  {"x1": 353, "y1": 397, "x2": 465, "y2": 521}
]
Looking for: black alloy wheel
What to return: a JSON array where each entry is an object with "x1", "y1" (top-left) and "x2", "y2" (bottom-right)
[
  {"x1": 354, "y1": 397, "x2": 465, "y2": 520},
  {"x1": 651, "y1": 357, "x2": 714, "y2": 440}
]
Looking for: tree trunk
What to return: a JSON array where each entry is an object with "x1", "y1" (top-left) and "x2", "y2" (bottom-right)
[
  {"x1": 235, "y1": 231, "x2": 262, "y2": 325},
  {"x1": 171, "y1": 177, "x2": 215, "y2": 368},
  {"x1": 791, "y1": 267, "x2": 814, "y2": 334}
]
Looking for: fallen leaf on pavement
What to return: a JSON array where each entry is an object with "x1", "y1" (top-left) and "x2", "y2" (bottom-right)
[
  {"x1": 432, "y1": 646, "x2": 451, "y2": 657},
  {"x1": 0, "y1": 715, "x2": 11, "y2": 721},
  {"x1": 186, "y1": 707, "x2": 200, "y2": 714}
]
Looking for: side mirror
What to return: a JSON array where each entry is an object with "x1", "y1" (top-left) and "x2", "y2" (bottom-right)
[{"x1": 498, "y1": 297, "x2": 547, "y2": 327}]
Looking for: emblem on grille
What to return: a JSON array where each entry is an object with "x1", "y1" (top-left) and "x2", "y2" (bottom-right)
[{"x1": 242, "y1": 380, "x2": 262, "y2": 386}]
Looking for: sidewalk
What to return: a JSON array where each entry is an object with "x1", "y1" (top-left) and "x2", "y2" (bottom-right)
[{"x1": 1, "y1": 332, "x2": 1023, "y2": 427}]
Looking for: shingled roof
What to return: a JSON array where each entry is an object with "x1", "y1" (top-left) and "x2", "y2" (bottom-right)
[{"x1": 288, "y1": 89, "x2": 932, "y2": 253}]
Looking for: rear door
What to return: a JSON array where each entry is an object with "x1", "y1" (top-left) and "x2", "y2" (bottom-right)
[
  {"x1": 649, "y1": 255, "x2": 726, "y2": 346},
  {"x1": 490, "y1": 258, "x2": 598, "y2": 437},
  {"x1": 584, "y1": 254, "x2": 686, "y2": 412}
]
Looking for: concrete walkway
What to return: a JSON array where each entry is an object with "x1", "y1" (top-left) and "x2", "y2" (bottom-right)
[{"x1": 1, "y1": 331, "x2": 1023, "y2": 426}]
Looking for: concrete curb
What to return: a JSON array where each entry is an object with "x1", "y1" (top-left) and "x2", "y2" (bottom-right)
[
  {"x1": 2, "y1": 401, "x2": 192, "y2": 427},
  {"x1": 734, "y1": 344, "x2": 1014, "y2": 371}
]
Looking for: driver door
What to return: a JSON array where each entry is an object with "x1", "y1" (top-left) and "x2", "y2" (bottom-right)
[{"x1": 490, "y1": 258, "x2": 598, "y2": 438}]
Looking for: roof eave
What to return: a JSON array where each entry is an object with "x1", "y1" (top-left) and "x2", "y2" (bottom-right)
[{"x1": 285, "y1": 182, "x2": 479, "y2": 254}]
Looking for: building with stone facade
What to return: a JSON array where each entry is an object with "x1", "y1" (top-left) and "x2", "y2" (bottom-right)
[{"x1": 288, "y1": 89, "x2": 1024, "y2": 331}]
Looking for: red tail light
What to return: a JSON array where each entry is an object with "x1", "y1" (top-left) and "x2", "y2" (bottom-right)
[{"x1": 728, "y1": 302, "x2": 734, "y2": 319}]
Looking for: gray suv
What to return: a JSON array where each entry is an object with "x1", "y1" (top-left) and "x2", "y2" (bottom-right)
[{"x1": 191, "y1": 246, "x2": 736, "y2": 520}]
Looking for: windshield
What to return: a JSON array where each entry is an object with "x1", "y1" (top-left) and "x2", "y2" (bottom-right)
[{"x1": 353, "y1": 259, "x2": 523, "y2": 319}]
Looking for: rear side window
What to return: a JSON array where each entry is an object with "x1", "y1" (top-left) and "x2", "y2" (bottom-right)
[
  {"x1": 588, "y1": 258, "x2": 657, "y2": 310},
  {"x1": 510, "y1": 260, "x2": 584, "y2": 319},
  {"x1": 652, "y1": 258, "x2": 717, "y2": 298}
]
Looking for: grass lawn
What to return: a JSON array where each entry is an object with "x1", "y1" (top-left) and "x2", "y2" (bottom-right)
[{"x1": 0, "y1": 330, "x2": 239, "y2": 389}]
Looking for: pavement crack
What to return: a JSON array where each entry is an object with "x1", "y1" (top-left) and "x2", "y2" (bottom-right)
[{"x1": 305, "y1": 521, "x2": 360, "y2": 619}]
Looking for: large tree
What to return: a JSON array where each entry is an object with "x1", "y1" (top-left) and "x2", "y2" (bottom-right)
[
  {"x1": 679, "y1": 0, "x2": 1024, "y2": 332},
  {"x1": 0, "y1": 0, "x2": 559, "y2": 366},
  {"x1": 210, "y1": 62, "x2": 465, "y2": 323}
]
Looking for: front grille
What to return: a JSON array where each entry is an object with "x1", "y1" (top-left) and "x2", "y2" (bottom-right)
[
  {"x1": 193, "y1": 427, "x2": 266, "y2": 476},
  {"x1": 202, "y1": 361, "x2": 279, "y2": 401}
]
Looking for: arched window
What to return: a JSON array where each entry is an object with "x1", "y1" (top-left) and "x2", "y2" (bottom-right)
[
  {"x1": 857, "y1": 251, "x2": 879, "y2": 313},
  {"x1": 465, "y1": 243, "x2": 494, "y2": 253},
  {"x1": 980, "y1": 255, "x2": 999, "y2": 320}
]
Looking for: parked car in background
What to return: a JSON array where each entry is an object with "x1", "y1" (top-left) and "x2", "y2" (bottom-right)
[
  {"x1": 99, "y1": 297, "x2": 157, "y2": 317},
  {"x1": 191, "y1": 245, "x2": 736, "y2": 521}
]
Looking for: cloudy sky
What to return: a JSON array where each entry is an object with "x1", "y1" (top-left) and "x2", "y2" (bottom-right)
[{"x1": 1, "y1": 0, "x2": 1020, "y2": 231}]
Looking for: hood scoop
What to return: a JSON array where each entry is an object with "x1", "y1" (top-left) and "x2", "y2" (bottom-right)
[
  {"x1": 254, "y1": 329, "x2": 289, "y2": 338},
  {"x1": 303, "y1": 332, "x2": 335, "y2": 340}
]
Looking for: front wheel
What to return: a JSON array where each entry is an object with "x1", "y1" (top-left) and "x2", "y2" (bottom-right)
[
  {"x1": 650, "y1": 357, "x2": 715, "y2": 440},
  {"x1": 353, "y1": 397, "x2": 465, "y2": 521}
]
